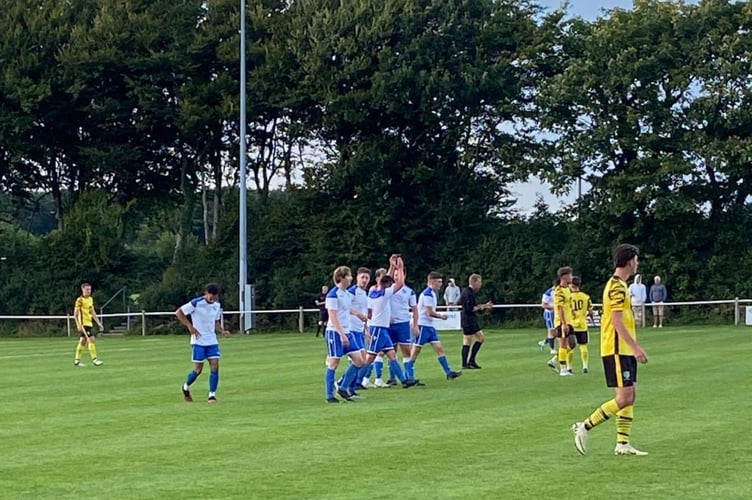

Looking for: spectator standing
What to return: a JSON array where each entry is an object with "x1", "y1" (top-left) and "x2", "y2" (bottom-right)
[
  {"x1": 628, "y1": 274, "x2": 647, "y2": 327},
  {"x1": 649, "y1": 276, "x2": 667, "y2": 328},
  {"x1": 443, "y1": 278, "x2": 461, "y2": 310}
]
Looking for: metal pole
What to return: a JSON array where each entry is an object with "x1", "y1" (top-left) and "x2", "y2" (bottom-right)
[
  {"x1": 239, "y1": 0, "x2": 248, "y2": 333},
  {"x1": 734, "y1": 297, "x2": 739, "y2": 326},
  {"x1": 299, "y1": 306, "x2": 304, "y2": 334},
  {"x1": 141, "y1": 310, "x2": 146, "y2": 337}
]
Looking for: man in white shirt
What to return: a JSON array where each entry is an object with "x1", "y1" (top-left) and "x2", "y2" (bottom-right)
[
  {"x1": 628, "y1": 274, "x2": 647, "y2": 326},
  {"x1": 404, "y1": 272, "x2": 462, "y2": 381},
  {"x1": 176, "y1": 283, "x2": 230, "y2": 403}
]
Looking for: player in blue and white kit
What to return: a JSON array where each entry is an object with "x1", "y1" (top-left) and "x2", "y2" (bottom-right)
[
  {"x1": 176, "y1": 283, "x2": 230, "y2": 403},
  {"x1": 365, "y1": 256, "x2": 418, "y2": 389},
  {"x1": 539, "y1": 279, "x2": 559, "y2": 369},
  {"x1": 340, "y1": 267, "x2": 371, "y2": 396},
  {"x1": 405, "y1": 272, "x2": 462, "y2": 381},
  {"x1": 388, "y1": 273, "x2": 418, "y2": 383},
  {"x1": 324, "y1": 266, "x2": 365, "y2": 403}
]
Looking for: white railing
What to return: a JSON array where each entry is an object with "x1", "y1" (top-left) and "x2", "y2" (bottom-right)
[{"x1": 1, "y1": 298, "x2": 751, "y2": 336}]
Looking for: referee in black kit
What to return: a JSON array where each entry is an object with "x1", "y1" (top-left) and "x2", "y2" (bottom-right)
[{"x1": 459, "y1": 274, "x2": 493, "y2": 369}]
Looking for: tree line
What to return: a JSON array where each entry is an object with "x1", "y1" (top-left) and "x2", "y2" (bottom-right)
[{"x1": 0, "y1": 0, "x2": 750, "y2": 330}]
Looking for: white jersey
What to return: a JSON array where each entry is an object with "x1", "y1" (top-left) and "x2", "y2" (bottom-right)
[
  {"x1": 418, "y1": 287, "x2": 438, "y2": 327},
  {"x1": 326, "y1": 286, "x2": 352, "y2": 333},
  {"x1": 368, "y1": 285, "x2": 396, "y2": 328},
  {"x1": 180, "y1": 296, "x2": 222, "y2": 346},
  {"x1": 541, "y1": 288, "x2": 554, "y2": 309},
  {"x1": 348, "y1": 285, "x2": 368, "y2": 332},
  {"x1": 390, "y1": 285, "x2": 416, "y2": 324}
]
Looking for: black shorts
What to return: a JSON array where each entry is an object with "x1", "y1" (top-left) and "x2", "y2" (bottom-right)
[
  {"x1": 554, "y1": 324, "x2": 573, "y2": 338},
  {"x1": 318, "y1": 310, "x2": 329, "y2": 323},
  {"x1": 79, "y1": 326, "x2": 95, "y2": 338},
  {"x1": 573, "y1": 330, "x2": 588, "y2": 345},
  {"x1": 603, "y1": 355, "x2": 637, "y2": 387},
  {"x1": 462, "y1": 318, "x2": 481, "y2": 335}
]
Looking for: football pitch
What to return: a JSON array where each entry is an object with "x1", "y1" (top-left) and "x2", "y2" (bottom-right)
[{"x1": 1, "y1": 326, "x2": 750, "y2": 499}]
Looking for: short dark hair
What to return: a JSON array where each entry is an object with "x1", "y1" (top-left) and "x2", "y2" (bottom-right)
[
  {"x1": 379, "y1": 274, "x2": 394, "y2": 287},
  {"x1": 613, "y1": 244, "x2": 639, "y2": 268},
  {"x1": 205, "y1": 283, "x2": 221, "y2": 295},
  {"x1": 557, "y1": 267, "x2": 573, "y2": 278},
  {"x1": 427, "y1": 271, "x2": 442, "y2": 281},
  {"x1": 356, "y1": 267, "x2": 371, "y2": 277},
  {"x1": 572, "y1": 276, "x2": 581, "y2": 287}
]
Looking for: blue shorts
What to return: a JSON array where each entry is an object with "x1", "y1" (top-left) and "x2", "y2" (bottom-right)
[
  {"x1": 367, "y1": 326, "x2": 395, "y2": 354},
  {"x1": 349, "y1": 330, "x2": 366, "y2": 351},
  {"x1": 389, "y1": 322, "x2": 412, "y2": 345},
  {"x1": 416, "y1": 326, "x2": 440, "y2": 346},
  {"x1": 192, "y1": 344, "x2": 220, "y2": 363},
  {"x1": 543, "y1": 311, "x2": 555, "y2": 330},
  {"x1": 326, "y1": 330, "x2": 360, "y2": 359}
]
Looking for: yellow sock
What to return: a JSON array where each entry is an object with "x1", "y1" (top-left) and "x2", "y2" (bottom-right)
[
  {"x1": 567, "y1": 350, "x2": 574, "y2": 368},
  {"x1": 558, "y1": 346, "x2": 569, "y2": 368},
  {"x1": 88, "y1": 342, "x2": 98, "y2": 360},
  {"x1": 584, "y1": 399, "x2": 619, "y2": 430},
  {"x1": 580, "y1": 345, "x2": 589, "y2": 368},
  {"x1": 75, "y1": 343, "x2": 85, "y2": 361},
  {"x1": 616, "y1": 405, "x2": 634, "y2": 444}
]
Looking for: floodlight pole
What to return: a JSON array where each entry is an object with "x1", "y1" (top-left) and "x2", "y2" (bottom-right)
[{"x1": 239, "y1": 0, "x2": 248, "y2": 332}]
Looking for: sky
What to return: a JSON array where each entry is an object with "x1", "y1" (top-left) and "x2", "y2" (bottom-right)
[{"x1": 511, "y1": 0, "x2": 638, "y2": 213}]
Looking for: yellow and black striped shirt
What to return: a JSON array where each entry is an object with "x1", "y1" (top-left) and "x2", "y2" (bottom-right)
[{"x1": 600, "y1": 276, "x2": 636, "y2": 356}]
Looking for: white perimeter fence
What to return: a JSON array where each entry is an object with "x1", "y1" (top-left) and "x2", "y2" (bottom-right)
[{"x1": 1, "y1": 299, "x2": 751, "y2": 336}]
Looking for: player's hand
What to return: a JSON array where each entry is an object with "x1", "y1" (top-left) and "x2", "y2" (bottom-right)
[
  {"x1": 411, "y1": 323, "x2": 419, "y2": 336},
  {"x1": 221, "y1": 329, "x2": 231, "y2": 337},
  {"x1": 633, "y1": 344, "x2": 648, "y2": 364},
  {"x1": 98, "y1": 323, "x2": 105, "y2": 332},
  {"x1": 340, "y1": 333, "x2": 349, "y2": 346},
  {"x1": 190, "y1": 326, "x2": 200, "y2": 337},
  {"x1": 442, "y1": 314, "x2": 448, "y2": 320}
]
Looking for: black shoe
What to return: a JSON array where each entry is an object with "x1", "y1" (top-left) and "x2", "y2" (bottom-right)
[
  {"x1": 356, "y1": 383, "x2": 368, "y2": 390},
  {"x1": 414, "y1": 380, "x2": 426, "y2": 386},
  {"x1": 386, "y1": 379, "x2": 397, "y2": 386},
  {"x1": 337, "y1": 388, "x2": 355, "y2": 402},
  {"x1": 326, "y1": 397, "x2": 340, "y2": 404},
  {"x1": 402, "y1": 379, "x2": 418, "y2": 388},
  {"x1": 462, "y1": 364, "x2": 471, "y2": 369},
  {"x1": 447, "y1": 371, "x2": 462, "y2": 380},
  {"x1": 208, "y1": 396, "x2": 218, "y2": 404},
  {"x1": 182, "y1": 386, "x2": 193, "y2": 402},
  {"x1": 468, "y1": 362, "x2": 482, "y2": 369}
]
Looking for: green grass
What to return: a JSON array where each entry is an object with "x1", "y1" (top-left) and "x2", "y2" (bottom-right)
[{"x1": 1, "y1": 326, "x2": 751, "y2": 499}]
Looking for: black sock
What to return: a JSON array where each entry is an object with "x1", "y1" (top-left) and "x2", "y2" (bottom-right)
[
  {"x1": 315, "y1": 324, "x2": 321, "y2": 337},
  {"x1": 469, "y1": 341, "x2": 483, "y2": 364},
  {"x1": 461, "y1": 345, "x2": 470, "y2": 366},
  {"x1": 546, "y1": 338, "x2": 555, "y2": 349}
]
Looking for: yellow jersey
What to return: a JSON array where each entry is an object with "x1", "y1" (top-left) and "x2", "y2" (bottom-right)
[
  {"x1": 600, "y1": 276, "x2": 636, "y2": 356},
  {"x1": 554, "y1": 285, "x2": 574, "y2": 327},
  {"x1": 571, "y1": 290, "x2": 592, "y2": 331},
  {"x1": 75, "y1": 296, "x2": 95, "y2": 327}
]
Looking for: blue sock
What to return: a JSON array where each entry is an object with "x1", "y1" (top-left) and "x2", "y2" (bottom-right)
[
  {"x1": 404, "y1": 359, "x2": 415, "y2": 379},
  {"x1": 388, "y1": 359, "x2": 406, "y2": 382},
  {"x1": 438, "y1": 355, "x2": 451, "y2": 375},
  {"x1": 209, "y1": 370, "x2": 219, "y2": 392},
  {"x1": 364, "y1": 363, "x2": 374, "y2": 378},
  {"x1": 325, "y1": 368, "x2": 336, "y2": 398},
  {"x1": 374, "y1": 358, "x2": 383, "y2": 378},
  {"x1": 185, "y1": 370, "x2": 199, "y2": 386},
  {"x1": 340, "y1": 364, "x2": 359, "y2": 393},
  {"x1": 353, "y1": 364, "x2": 369, "y2": 390}
]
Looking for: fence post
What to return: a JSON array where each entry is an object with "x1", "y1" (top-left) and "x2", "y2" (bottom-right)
[
  {"x1": 299, "y1": 306, "x2": 304, "y2": 334},
  {"x1": 641, "y1": 304, "x2": 646, "y2": 328},
  {"x1": 66, "y1": 313, "x2": 71, "y2": 337},
  {"x1": 141, "y1": 310, "x2": 146, "y2": 337},
  {"x1": 734, "y1": 297, "x2": 739, "y2": 326}
]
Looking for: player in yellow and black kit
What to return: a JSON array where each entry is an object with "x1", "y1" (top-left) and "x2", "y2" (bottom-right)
[
  {"x1": 570, "y1": 276, "x2": 593, "y2": 373},
  {"x1": 74, "y1": 282, "x2": 105, "y2": 367},
  {"x1": 572, "y1": 244, "x2": 649, "y2": 456},
  {"x1": 553, "y1": 267, "x2": 575, "y2": 376}
]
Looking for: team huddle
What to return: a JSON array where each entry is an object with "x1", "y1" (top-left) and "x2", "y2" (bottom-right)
[{"x1": 323, "y1": 255, "x2": 468, "y2": 403}]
